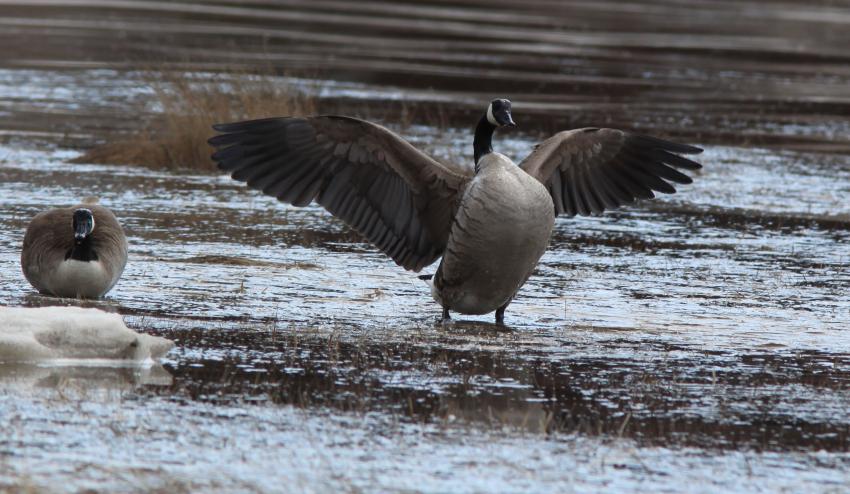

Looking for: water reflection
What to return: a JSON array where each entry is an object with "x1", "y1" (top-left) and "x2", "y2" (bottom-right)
[{"x1": 0, "y1": 363, "x2": 172, "y2": 393}]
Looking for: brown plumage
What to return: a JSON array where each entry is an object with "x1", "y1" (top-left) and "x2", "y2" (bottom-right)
[
  {"x1": 209, "y1": 99, "x2": 703, "y2": 323},
  {"x1": 21, "y1": 199, "x2": 128, "y2": 298},
  {"x1": 519, "y1": 128, "x2": 703, "y2": 216},
  {"x1": 210, "y1": 116, "x2": 472, "y2": 272}
]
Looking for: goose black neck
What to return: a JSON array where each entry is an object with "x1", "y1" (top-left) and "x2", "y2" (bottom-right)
[
  {"x1": 66, "y1": 237, "x2": 98, "y2": 262},
  {"x1": 473, "y1": 114, "x2": 496, "y2": 171}
]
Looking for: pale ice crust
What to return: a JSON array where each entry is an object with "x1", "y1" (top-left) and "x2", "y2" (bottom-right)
[{"x1": 0, "y1": 306, "x2": 173, "y2": 361}]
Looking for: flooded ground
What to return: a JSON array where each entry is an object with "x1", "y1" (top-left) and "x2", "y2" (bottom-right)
[{"x1": 1, "y1": 1, "x2": 850, "y2": 492}]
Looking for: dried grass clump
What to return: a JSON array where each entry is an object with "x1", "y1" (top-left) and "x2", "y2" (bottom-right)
[{"x1": 74, "y1": 71, "x2": 317, "y2": 171}]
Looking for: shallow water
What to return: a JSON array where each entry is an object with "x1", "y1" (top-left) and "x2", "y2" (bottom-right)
[
  {"x1": 1, "y1": 1, "x2": 850, "y2": 492},
  {"x1": 2, "y1": 126, "x2": 850, "y2": 491}
]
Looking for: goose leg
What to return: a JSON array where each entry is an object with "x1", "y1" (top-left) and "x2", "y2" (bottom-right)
[
  {"x1": 441, "y1": 306, "x2": 451, "y2": 322},
  {"x1": 495, "y1": 303, "x2": 508, "y2": 325}
]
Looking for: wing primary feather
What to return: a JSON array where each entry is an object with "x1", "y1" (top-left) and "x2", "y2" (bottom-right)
[
  {"x1": 352, "y1": 199, "x2": 372, "y2": 229},
  {"x1": 398, "y1": 246, "x2": 416, "y2": 270},
  {"x1": 230, "y1": 152, "x2": 285, "y2": 182},
  {"x1": 217, "y1": 139, "x2": 293, "y2": 175},
  {"x1": 632, "y1": 134, "x2": 703, "y2": 155},
  {"x1": 618, "y1": 158, "x2": 677, "y2": 194},
  {"x1": 279, "y1": 154, "x2": 332, "y2": 204},
  {"x1": 337, "y1": 189, "x2": 360, "y2": 218},
  {"x1": 317, "y1": 166, "x2": 355, "y2": 211},
  {"x1": 291, "y1": 174, "x2": 326, "y2": 207},
  {"x1": 651, "y1": 148, "x2": 703, "y2": 171},
  {"x1": 250, "y1": 150, "x2": 317, "y2": 192},
  {"x1": 211, "y1": 143, "x2": 247, "y2": 165},
  {"x1": 274, "y1": 151, "x2": 334, "y2": 200},
  {"x1": 592, "y1": 164, "x2": 632, "y2": 204},
  {"x1": 560, "y1": 169, "x2": 576, "y2": 216},
  {"x1": 208, "y1": 123, "x2": 299, "y2": 148},
  {"x1": 415, "y1": 229, "x2": 432, "y2": 257},
  {"x1": 634, "y1": 157, "x2": 693, "y2": 185},
  {"x1": 366, "y1": 172, "x2": 389, "y2": 206},
  {"x1": 608, "y1": 161, "x2": 656, "y2": 200},
  {"x1": 390, "y1": 239, "x2": 408, "y2": 261},
  {"x1": 375, "y1": 227, "x2": 395, "y2": 251},
  {"x1": 208, "y1": 132, "x2": 249, "y2": 147},
  {"x1": 211, "y1": 117, "x2": 289, "y2": 134},
  {"x1": 363, "y1": 210, "x2": 382, "y2": 239},
  {"x1": 577, "y1": 166, "x2": 604, "y2": 215},
  {"x1": 389, "y1": 179, "x2": 409, "y2": 224},
  {"x1": 395, "y1": 191, "x2": 415, "y2": 235},
  {"x1": 567, "y1": 165, "x2": 590, "y2": 216},
  {"x1": 588, "y1": 167, "x2": 622, "y2": 210}
]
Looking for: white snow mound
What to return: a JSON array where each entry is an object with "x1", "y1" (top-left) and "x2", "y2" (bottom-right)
[{"x1": 0, "y1": 306, "x2": 173, "y2": 361}]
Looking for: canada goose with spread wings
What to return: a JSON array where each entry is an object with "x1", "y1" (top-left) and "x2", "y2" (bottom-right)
[{"x1": 209, "y1": 98, "x2": 702, "y2": 324}]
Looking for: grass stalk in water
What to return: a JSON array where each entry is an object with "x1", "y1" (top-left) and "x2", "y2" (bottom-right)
[{"x1": 74, "y1": 70, "x2": 316, "y2": 171}]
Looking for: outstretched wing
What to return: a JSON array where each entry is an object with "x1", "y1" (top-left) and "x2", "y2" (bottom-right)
[
  {"x1": 209, "y1": 116, "x2": 473, "y2": 271},
  {"x1": 519, "y1": 128, "x2": 703, "y2": 216}
]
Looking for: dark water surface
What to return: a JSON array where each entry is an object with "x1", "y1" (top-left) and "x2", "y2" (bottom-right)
[{"x1": 0, "y1": 1, "x2": 849, "y2": 492}]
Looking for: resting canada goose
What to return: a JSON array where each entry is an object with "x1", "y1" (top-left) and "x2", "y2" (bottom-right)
[
  {"x1": 21, "y1": 198, "x2": 128, "y2": 298},
  {"x1": 209, "y1": 98, "x2": 702, "y2": 323}
]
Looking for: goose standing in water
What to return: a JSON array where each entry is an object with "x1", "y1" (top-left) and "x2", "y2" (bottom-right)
[
  {"x1": 209, "y1": 99, "x2": 702, "y2": 323},
  {"x1": 21, "y1": 198, "x2": 128, "y2": 298}
]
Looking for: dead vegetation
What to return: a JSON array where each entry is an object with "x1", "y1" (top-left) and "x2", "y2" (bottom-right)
[{"x1": 72, "y1": 70, "x2": 317, "y2": 171}]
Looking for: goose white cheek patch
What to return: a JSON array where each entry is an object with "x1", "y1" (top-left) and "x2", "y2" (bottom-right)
[{"x1": 486, "y1": 103, "x2": 498, "y2": 126}]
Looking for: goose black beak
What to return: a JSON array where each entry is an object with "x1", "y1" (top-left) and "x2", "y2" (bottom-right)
[
  {"x1": 496, "y1": 111, "x2": 516, "y2": 128},
  {"x1": 73, "y1": 208, "x2": 94, "y2": 243},
  {"x1": 74, "y1": 222, "x2": 90, "y2": 242}
]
